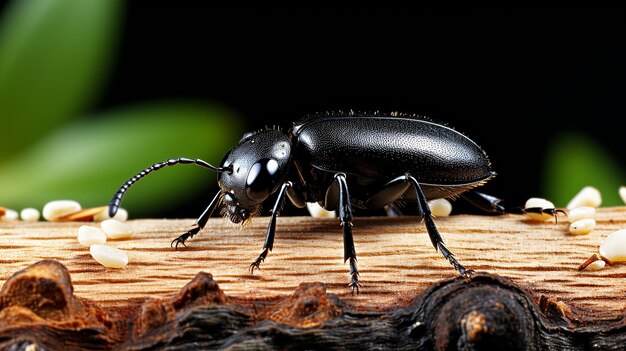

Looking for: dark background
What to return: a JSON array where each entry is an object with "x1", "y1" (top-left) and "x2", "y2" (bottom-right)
[
  {"x1": 6, "y1": 4, "x2": 623, "y2": 218},
  {"x1": 99, "y1": 4, "x2": 625, "y2": 217}
]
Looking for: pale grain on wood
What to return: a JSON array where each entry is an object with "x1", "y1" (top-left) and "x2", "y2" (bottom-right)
[{"x1": 1, "y1": 207, "x2": 626, "y2": 315}]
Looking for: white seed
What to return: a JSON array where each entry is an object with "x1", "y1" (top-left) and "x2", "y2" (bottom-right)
[
  {"x1": 568, "y1": 218, "x2": 596, "y2": 235},
  {"x1": 524, "y1": 197, "x2": 555, "y2": 221},
  {"x1": 599, "y1": 229, "x2": 626, "y2": 262},
  {"x1": 567, "y1": 206, "x2": 595, "y2": 223},
  {"x1": 582, "y1": 259, "x2": 605, "y2": 272},
  {"x1": 77, "y1": 225, "x2": 107, "y2": 247},
  {"x1": 19, "y1": 208, "x2": 40, "y2": 222},
  {"x1": 89, "y1": 244, "x2": 128, "y2": 268},
  {"x1": 619, "y1": 186, "x2": 626, "y2": 205},
  {"x1": 1, "y1": 208, "x2": 19, "y2": 221},
  {"x1": 566, "y1": 186, "x2": 602, "y2": 210},
  {"x1": 306, "y1": 202, "x2": 336, "y2": 218},
  {"x1": 100, "y1": 219, "x2": 133, "y2": 239},
  {"x1": 93, "y1": 207, "x2": 128, "y2": 222},
  {"x1": 428, "y1": 198, "x2": 452, "y2": 217},
  {"x1": 42, "y1": 200, "x2": 81, "y2": 221}
]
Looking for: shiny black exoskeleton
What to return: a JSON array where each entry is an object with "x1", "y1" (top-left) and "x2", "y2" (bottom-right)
[{"x1": 108, "y1": 112, "x2": 559, "y2": 292}]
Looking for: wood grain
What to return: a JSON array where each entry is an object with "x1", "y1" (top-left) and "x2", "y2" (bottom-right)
[{"x1": 1, "y1": 207, "x2": 626, "y2": 315}]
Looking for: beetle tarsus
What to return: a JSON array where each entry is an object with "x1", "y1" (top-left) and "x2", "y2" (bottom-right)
[
  {"x1": 437, "y1": 241, "x2": 471, "y2": 276},
  {"x1": 250, "y1": 248, "x2": 269, "y2": 274},
  {"x1": 461, "y1": 269, "x2": 476, "y2": 278},
  {"x1": 170, "y1": 237, "x2": 187, "y2": 249},
  {"x1": 171, "y1": 226, "x2": 200, "y2": 249},
  {"x1": 169, "y1": 190, "x2": 222, "y2": 250},
  {"x1": 348, "y1": 257, "x2": 361, "y2": 294},
  {"x1": 349, "y1": 280, "x2": 361, "y2": 294}
]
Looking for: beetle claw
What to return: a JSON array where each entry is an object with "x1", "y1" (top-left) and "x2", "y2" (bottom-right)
[
  {"x1": 552, "y1": 209, "x2": 567, "y2": 223},
  {"x1": 170, "y1": 226, "x2": 201, "y2": 250},
  {"x1": 461, "y1": 268, "x2": 476, "y2": 278},
  {"x1": 250, "y1": 248, "x2": 269, "y2": 274},
  {"x1": 349, "y1": 280, "x2": 362, "y2": 295},
  {"x1": 171, "y1": 237, "x2": 188, "y2": 250},
  {"x1": 249, "y1": 260, "x2": 262, "y2": 274}
]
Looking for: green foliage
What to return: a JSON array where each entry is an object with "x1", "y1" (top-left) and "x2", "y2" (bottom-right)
[
  {"x1": 0, "y1": 103, "x2": 241, "y2": 216},
  {"x1": 0, "y1": 0, "x2": 121, "y2": 157},
  {"x1": 542, "y1": 131, "x2": 625, "y2": 208},
  {"x1": 0, "y1": 0, "x2": 243, "y2": 216}
]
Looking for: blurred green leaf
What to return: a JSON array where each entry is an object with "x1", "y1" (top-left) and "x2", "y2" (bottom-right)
[
  {"x1": 0, "y1": 102, "x2": 243, "y2": 217},
  {"x1": 0, "y1": 0, "x2": 121, "y2": 157},
  {"x1": 542, "y1": 132, "x2": 625, "y2": 207}
]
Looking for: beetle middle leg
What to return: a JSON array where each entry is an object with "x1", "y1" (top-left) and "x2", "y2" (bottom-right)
[{"x1": 332, "y1": 173, "x2": 361, "y2": 293}]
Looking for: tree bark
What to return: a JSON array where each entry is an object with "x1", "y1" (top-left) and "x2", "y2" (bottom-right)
[{"x1": 1, "y1": 207, "x2": 626, "y2": 350}]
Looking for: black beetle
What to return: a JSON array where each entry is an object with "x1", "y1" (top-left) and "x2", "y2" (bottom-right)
[{"x1": 108, "y1": 112, "x2": 560, "y2": 292}]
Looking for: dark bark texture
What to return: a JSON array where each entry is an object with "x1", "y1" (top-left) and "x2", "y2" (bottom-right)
[{"x1": 0, "y1": 260, "x2": 624, "y2": 351}]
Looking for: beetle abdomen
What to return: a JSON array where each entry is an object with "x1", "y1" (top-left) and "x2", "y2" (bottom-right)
[{"x1": 292, "y1": 115, "x2": 492, "y2": 185}]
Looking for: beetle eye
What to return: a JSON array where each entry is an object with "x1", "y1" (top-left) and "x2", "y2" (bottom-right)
[{"x1": 246, "y1": 158, "x2": 279, "y2": 202}]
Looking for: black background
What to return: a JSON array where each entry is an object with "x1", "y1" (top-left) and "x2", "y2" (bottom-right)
[{"x1": 5, "y1": 4, "x2": 626, "y2": 218}]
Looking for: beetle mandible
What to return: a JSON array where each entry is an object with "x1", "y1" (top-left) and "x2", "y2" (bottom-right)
[{"x1": 108, "y1": 112, "x2": 560, "y2": 292}]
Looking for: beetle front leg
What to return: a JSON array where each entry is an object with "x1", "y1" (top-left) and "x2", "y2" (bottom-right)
[
  {"x1": 405, "y1": 174, "x2": 473, "y2": 277},
  {"x1": 249, "y1": 182, "x2": 292, "y2": 274},
  {"x1": 334, "y1": 173, "x2": 361, "y2": 293},
  {"x1": 171, "y1": 190, "x2": 222, "y2": 249}
]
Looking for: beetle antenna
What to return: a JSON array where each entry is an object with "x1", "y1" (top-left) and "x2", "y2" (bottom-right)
[{"x1": 108, "y1": 158, "x2": 231, "y2": 217}]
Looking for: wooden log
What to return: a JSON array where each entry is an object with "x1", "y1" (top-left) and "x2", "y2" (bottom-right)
[
  {"x1": 2, "y1": 259, "x2": 626, "y2": 350},
  {"x1": 2, "y1": 208, "x2": 626, "y2": 349},
  {"x1": 1, "y1": 207, "x2": 626, "y2": 315}
]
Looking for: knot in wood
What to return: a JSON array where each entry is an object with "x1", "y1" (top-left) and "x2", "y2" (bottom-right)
[
  {"x1": 461, "y1": 310, "x2": 488, "y2": 342},
  {"x1": 267, "y1": 282, "x2": 344, "y2": 328},
  {"x1": 417, "y1": 274, "x2": 536, "y2": 351},
  {"x1": 0, "y1": 260, "x2": 76, "y2": 323}
]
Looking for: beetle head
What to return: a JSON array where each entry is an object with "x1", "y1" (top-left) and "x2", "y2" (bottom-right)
[{"x1": 218, "y1": 129, "x2": 292, "y2": 224}]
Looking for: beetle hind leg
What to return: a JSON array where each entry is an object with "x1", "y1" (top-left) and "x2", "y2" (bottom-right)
[
  {"x1": 461, "y1": 190, "x2": 566, "y2": 223},
  {"x1": 405, "y1": 175, "x2": 472, "y2": 276},
  {"x1": 369, "y1": 174, "x2": 472, "y2": 277},
  {"x1": 521, "y1": 207, "x2": 567, "y2": 223}
]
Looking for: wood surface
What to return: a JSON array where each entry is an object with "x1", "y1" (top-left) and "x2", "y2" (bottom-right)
[{"x1": 1, "y1": 207, "x2": 626, "y2": 316}]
